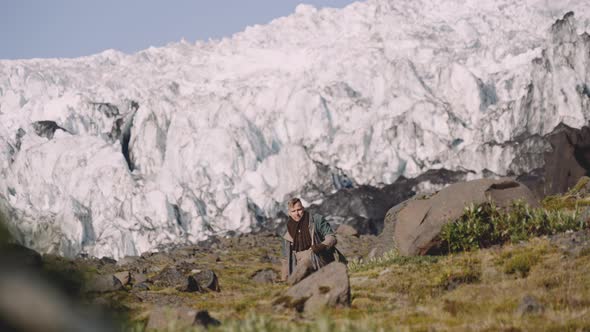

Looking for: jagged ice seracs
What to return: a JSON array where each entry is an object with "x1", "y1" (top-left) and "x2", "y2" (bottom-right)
[{"x1": 0, "y1": 0, "x2": 589, "y2": 258}]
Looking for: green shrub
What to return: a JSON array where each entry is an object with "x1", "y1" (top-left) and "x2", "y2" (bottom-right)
[{"x1": 440, "y1": 201, "x2": 587, "y2": 253}]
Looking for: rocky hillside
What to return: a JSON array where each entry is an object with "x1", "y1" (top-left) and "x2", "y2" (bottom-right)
[{"x1": 2, "y1": 178, "x2": 590, "y2": 331}]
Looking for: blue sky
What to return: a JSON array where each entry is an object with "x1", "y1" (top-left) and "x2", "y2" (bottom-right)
[{"x1": 0, "y1": 0, "x2": 357, "y2": 60}]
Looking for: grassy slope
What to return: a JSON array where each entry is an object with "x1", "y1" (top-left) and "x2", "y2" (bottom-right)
[
  {"x1": 113, "y1": 233, "x2": 590, "y2": 332},
  {"x1": 42, "y1": 178, "x2": 590, "y2": 331}
]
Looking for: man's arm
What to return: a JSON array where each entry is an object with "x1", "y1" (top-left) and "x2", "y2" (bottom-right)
[{"x1": 315, "y1": 214, "x2": 337, "y2": 248}]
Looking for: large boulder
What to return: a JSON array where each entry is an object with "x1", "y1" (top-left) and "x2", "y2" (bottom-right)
[
  {"x1": 309, "y1": 169, "x2": 467, "y2": 235},
  {"x1": 518, "y1": 123, "x2": 590, "y2": 198},
  {"x1": 391, "y1": 178, "x2": 539, "y2": 256},
  {"x1": 274, "y1": 262, "x2": 350, "y2": 314}
]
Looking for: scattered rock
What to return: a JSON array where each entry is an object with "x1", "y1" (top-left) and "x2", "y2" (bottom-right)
[
  {"x1": 142, "y1": 252, "x2": 175, "y2": 266},
  {"x1": 113, "y1": 271, "x2": 131, "y2": 286},
  {"x1": 116, "y1": 256, "x2": 140, "y2": 267},
  {"x1": 133, "y1": 282, "x2": 150, "y2": 291},
  {"x1": 192, "y1": 270, "x2": 220, "y2": 292},
  {"x1": 550, "y1": 229, "x2": 590, "y2": 257},
  {"x1": 150, "y1": 267, "x2": 187, "y2": 289},
  {"x1": 274, "y1": 262, "x2": 350, "y2": 314},
  {"x1": 99, "y1": 257, "x2": 117, "y2": 265},
  {"x1": 337, "y1": 224, "x2": 359, "y2": 237},
  {"x1": 193, "y1": 310, "x2": 221, "y2": 328},
  {"x1": 185, "y1": 274, "x2": 203, "y2": 292},
  {"x1": 251, "y1": 269, "x2": 277, "y2": 284},
  {"x1": 132, "y1": 273, "x2": 148, "y2": 285},
  {"x1": 84, "y1": 274, "x2": 124, "y2": 293},
  {"x1": 516, "y1": 295, "x2": 544, "y2": 316}
]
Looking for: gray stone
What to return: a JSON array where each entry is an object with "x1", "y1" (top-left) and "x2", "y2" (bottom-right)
[
  {"x1": 251, "y1": 269, "x2": 277, "y2": 284},
  {"x1": 146, "y1": 306, "x2": 197, "y2": 331},
  {"x1": 143, "y1": 252, "x2": 175, "y2": 266},
  {"x1": 132, "y1": 272, "x2": 148, "y2": 285},
  {"x1": 133, "y1": 282, "x2": 150, "y2": 291},
  {"x1": 150, "y1": 267, "x2": 187, "y2": 289},
  {"x1": 113, "y1": 271, "x2": 131, "y2": 286},
  {"x1": 116, "y1": 255, "x2": 140, "y2": 267},
  {"x1": 192, "y1": 270, "x2": 220, "y2": 292},
  {"x1": 84, "y1": 274, "x2": 124, "y2": 293},
  {"x1": 99, "y1": 257, "x2": 117, "y2": 265},
  {"x1": 550, "y1": 229, "x2": 590, "y2": 257},
  {"x1": 185, "y1": 274, "x2": 203, "y2": 292},
  {"x1": 275, "y1": 262, "x2": 350, "y2": 314},
  {"x1": 337, "y1": 224, "x2": 359, "y2": 237}
]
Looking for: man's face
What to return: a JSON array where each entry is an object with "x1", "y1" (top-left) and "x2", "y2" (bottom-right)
[{"x1": 288, "y1": 202, "x2": 305, "y2": 222}]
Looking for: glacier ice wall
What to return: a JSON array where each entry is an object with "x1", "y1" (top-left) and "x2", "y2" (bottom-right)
[{"x1": 0, "y1": 0, "x2": 590, "y2": 258}]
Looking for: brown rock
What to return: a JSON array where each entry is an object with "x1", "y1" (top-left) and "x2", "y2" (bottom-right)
[
  {"x1": 337, "y1": 224, "x2": 359, "y2": 237},
  {"x1": 251, "y1": 269, "x2": 277, "y2": 284},
  {"x1": 113, "y1": 271, "x2": 130, "y2": 286},
  {"x1": 150, "y1": 267, "x2": 187, "y2": 289},
  {"x1": 84, "y1": 275, "x2": 124, "y2": 293},
  {"x1": 116, "y1": 256, "x2": 140, "y2": 267},
  {"x1": 185, "y1": 274, "x2": 203, "y2": 292},
  {"x1": 542, "y1": 124, "x2": 590, "y2": 196},
  {"x1": 192, "y1": 270, "x2": 220, "y2": 292},
  {"x1": 393, "y1": 178, "x2": 539, "y2": 256},
  {"x1": 275, "y1": 262, "x2": 350, "y2": 314},
  {"x1": 146, "y1": 306, "x2": 196, "y2": 331}
]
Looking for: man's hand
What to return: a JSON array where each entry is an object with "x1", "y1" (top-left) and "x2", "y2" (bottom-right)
[{"x1": 311, "y1": 243, "x2": 327, "y2": 254}]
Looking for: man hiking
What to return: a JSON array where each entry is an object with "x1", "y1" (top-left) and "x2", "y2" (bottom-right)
[{"x1": 281, "y1": 197, "x2": 340, "y2": 285}]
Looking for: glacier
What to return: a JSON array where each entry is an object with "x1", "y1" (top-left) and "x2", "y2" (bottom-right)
[{"x1": 0, "y1": 0, "x2": 590, "y2": 258}]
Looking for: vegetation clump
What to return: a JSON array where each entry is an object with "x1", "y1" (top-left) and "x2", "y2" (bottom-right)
[{"x1": 440, "y1": 200, "x2": 586, "y2": 253}]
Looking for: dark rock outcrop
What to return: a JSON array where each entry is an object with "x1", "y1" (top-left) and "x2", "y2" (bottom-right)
[
  {"x1": 193, "y1": 310, "x2": 221, "y2": 328},
  {"x1": 540, "y1": 124, "x2": 590, "y2": 196},
  {"x1": 32, "y1": 121, "x2": 68, "y2": 140},
  {"x1": 309, "y1": 169, "x2": 468, "y2": 235}
]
